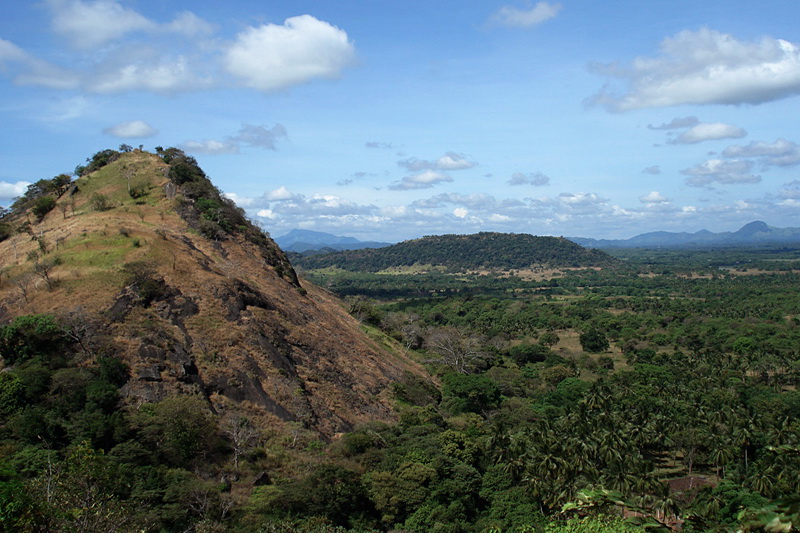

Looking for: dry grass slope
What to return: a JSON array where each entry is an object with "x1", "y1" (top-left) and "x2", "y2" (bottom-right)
[{"x1": 0, "y1": 150, "x2": 425, "y2": 437}]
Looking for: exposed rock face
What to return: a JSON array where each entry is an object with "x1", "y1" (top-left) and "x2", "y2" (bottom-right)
[{"x1": 0, "y1": 150, "x2": 423, "y2": 437}]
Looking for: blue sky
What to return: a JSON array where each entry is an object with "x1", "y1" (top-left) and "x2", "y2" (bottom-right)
[{"x1": 2, "y1": 0, "x2": 800, "y2": 241}]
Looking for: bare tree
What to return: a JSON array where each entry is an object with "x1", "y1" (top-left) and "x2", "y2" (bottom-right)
[
  {"x1": 14, "y1": 273, "x2": 34, "y2": 303},
  {"x1": 424, "y1": 326, "x2": 489, "y2": 374},
  {"x1": 34, "y1": 257, "x2": 62, "y2": 290},
  {"x1": 223, "y1": 415, "x2": 259, "y2": 469}
]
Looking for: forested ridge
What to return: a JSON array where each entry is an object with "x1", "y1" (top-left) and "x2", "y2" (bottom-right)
[{"x1": 290, "y1": 232, "x2": 619, "y2": 272}]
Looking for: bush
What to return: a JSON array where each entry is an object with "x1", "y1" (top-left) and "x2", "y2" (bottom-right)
[
  {"x1": 32, "y1": 196, "x2": 56, "y2": 220},
  {"x1": 0, "y1": 314, "x2": 67, "y2": 366},
  {"x1": 90, "y1": 193, "x2": 112, "y2": 211},
  {"x1": 579, "y1": 329, "x2": 609, "y2": 353},
  {"x1": 508, "y1": 343, "x2": 551, "y2": 365},
  {"x1": 441, "y1": 373, "x2": 501, "y2": 414}
]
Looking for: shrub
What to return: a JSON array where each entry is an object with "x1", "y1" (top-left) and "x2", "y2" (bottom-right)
[
  {"x1": 579, "y1": 329, "x2": 609, "y2": 353},
  {"x1": 90, "y1": 193, "x2": 111, "y2": 211},
  {"x1": 32, "y1": 196, "x2": 56, "y2": 220},
  {"x1": 508, "y1": 343, "x2": 551, "y2": 365},
  {"x1": 441, "y1": 373, "x2": 501, "y2": 414},
  {"x1": 0, "y1": 314, "x2": 67, "y2": 366}
]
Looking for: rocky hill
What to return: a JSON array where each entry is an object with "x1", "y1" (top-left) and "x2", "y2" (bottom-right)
[
  {"x1": 290, "y1": 232, "x2": 620, "y2": 272},
  {"x1": 0, "y1": 148, "x2": 423, "y2": 437}
]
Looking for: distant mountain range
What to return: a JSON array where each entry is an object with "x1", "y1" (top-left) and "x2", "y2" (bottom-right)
[
  {"x1": 277, "y1": 222, "x2": 800, "y2": 254},
  {"x1": 274, "y1": 229, "x2": 392, "y2": 253},
  {"x1": 569, "y1": 221, "x2": 800, "y2": 249}
]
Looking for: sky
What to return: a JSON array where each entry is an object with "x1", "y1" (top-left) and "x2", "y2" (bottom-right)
[{"x1": 1, "y1": 1, "x2": 800, "y2": 242}]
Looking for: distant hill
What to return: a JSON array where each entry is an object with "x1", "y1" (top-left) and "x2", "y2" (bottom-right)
[
  {"x1": 290, "y1": 232, "x2": 619, "y2": 272},
  {"x1": 275, "y1": 229, "x2": 391, "y2": 253},
  {"x1": 570, "y1": 221, "x2": 800, "y2": 249}
]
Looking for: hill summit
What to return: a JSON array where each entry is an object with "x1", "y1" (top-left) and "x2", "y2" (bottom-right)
[
  {"x1": 290, "y1": 231, "x2": 619, "y2": 272},
  {"x1": 0, "y1": 148, "x2": 422, "y2": 436}
]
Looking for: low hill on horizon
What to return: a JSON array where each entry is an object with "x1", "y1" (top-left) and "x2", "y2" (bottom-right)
[
  {"x1": 275, "y1": 228, "x2": 391, "y2": 253},
  {"x1": 570, "y1": 220, "x2": 800, "y2": 249},
  {"x1": 290, "y1": 232, "x2": 620, "y2": 273}
]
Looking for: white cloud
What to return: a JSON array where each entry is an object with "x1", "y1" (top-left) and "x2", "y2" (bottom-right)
[
  {"x1": 0, "y1": 38, "x2": 80, "y2": 90},
  {"x1": 87, "y1": 55, "x2": 205, "y2": 94},
  {"x1": 434, "y1": 153, "x2": 476, "y2": 170},
  {"x1": 165, "y1": 11, "x2": 216, "y2": 38},
  {"x1": 103, "y1": 120, "x2": 158, "y2": 138},
  {"x1": 681, "y1": 159, "x2": 761, "y2": 187},
  {"x1": 647, "y1": 116, "x2": 699, "y2": 130},
  {"x1": 508, "y1": 171, "x2": 550, "y2": 186},
  {"x1": 491, "y1": 2, "x2": 562, "y2": 28},
  {"x1": 183, "y1": 124, "x2": 288, "y2": 155},
  {"x1": 398, "y1": 152, "x2": 476, "y2": 172},
  {"x1": 453, "y1": 208, "x2": 468, "y2": 218},
  {"x1": 224, "y1": 15, "x2": 356, "y2": 92},
  {"x1": 722, "y1": 138, "x2": 800, "y2": 167},
  {"x1": 0, "y1": 181, "x2": 30, "y2": 200},
  {"x1": 669, "y1": 122, "x2": 747, "y2": 144},
  {"x1": 266, "y1": 186, "x2": 296, "y2": 201},
  {"x1": 223, "y1": 192, "x2": 256, "y2": 207},
  {"x1": 390, "y1": 171, "x2": 453, "y2": 190},
  {"x1": 182, "y1": 140, "x2": 239, "y2": 155},
  {"x1": 590, "y1": 28, "x2": 800, "y2": 111},
  {"x1": 47, "y1": 0, "x2": 155, "y2": 49},
  {"x1": 639, "y1": 191, "x2": 669, "y2": 203},
  {"x1": 0, "y1": 39, "x2": 28, "y2": 63}
]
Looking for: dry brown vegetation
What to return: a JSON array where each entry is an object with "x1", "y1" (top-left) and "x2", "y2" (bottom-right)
[{"x1": 0, "y1": 150, "x2": 425, "y2": 438}]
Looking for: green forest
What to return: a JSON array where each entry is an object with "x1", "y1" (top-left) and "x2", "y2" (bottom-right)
[{"x1": 2, "y1": 245, "x2": 800, "y2": 532}]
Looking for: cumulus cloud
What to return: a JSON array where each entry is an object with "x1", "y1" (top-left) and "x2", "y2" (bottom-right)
[
  {"x1": 224, "y1": 15, "x2": 356, "y2": 92},
  {"x1": 647, "y1": 116, "x2": 699, "y2": 130},
  {"x1": 103, "y1": 120, "x2": 158, "y2": 138},
  {"x1": 639, "y1": 191, "x2": 669, "y2": 203},
  {"x1": 681, "y1": 159, "x2": 761, "y2": 187},
  {"x1": 365, "y1": 141, "x2": 393, "y2": 149},
  {"x1": 266, "y1": 186, "x2": 297, "y2": 201},
  {"x1": 558, "y1": 192, "x2": 609, "y2": 209},
  {"x1": 508, "y1": 172, "x2": 550, "y2": 186},
  {"x1": 183, "y1": 124, "x2": 287, "y2": 155},
  {"x1": 668, "y1": 122, "x2": 747, "y2": 144},
  {"x1": 722, "y1": 138, "x2": 800, "y2": 167},
  {"x1": 5, "y1": 7, "x2": 357, "y2": 97},
  {"x1": 398, "y1": 152, "x2": 476, "y2": 172},
  {"x1": 0, "y1": 181, "x2": 31, "y2": 201},
  {"x1": 589, "y1": 28, "x2": 800, "y2": 111},
  {"x1": 491, "y1": 2, "x2": 562, "y2": 28},
  {"x1": 390, "y1": 171, "x2": 453, "y2": 191}
]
